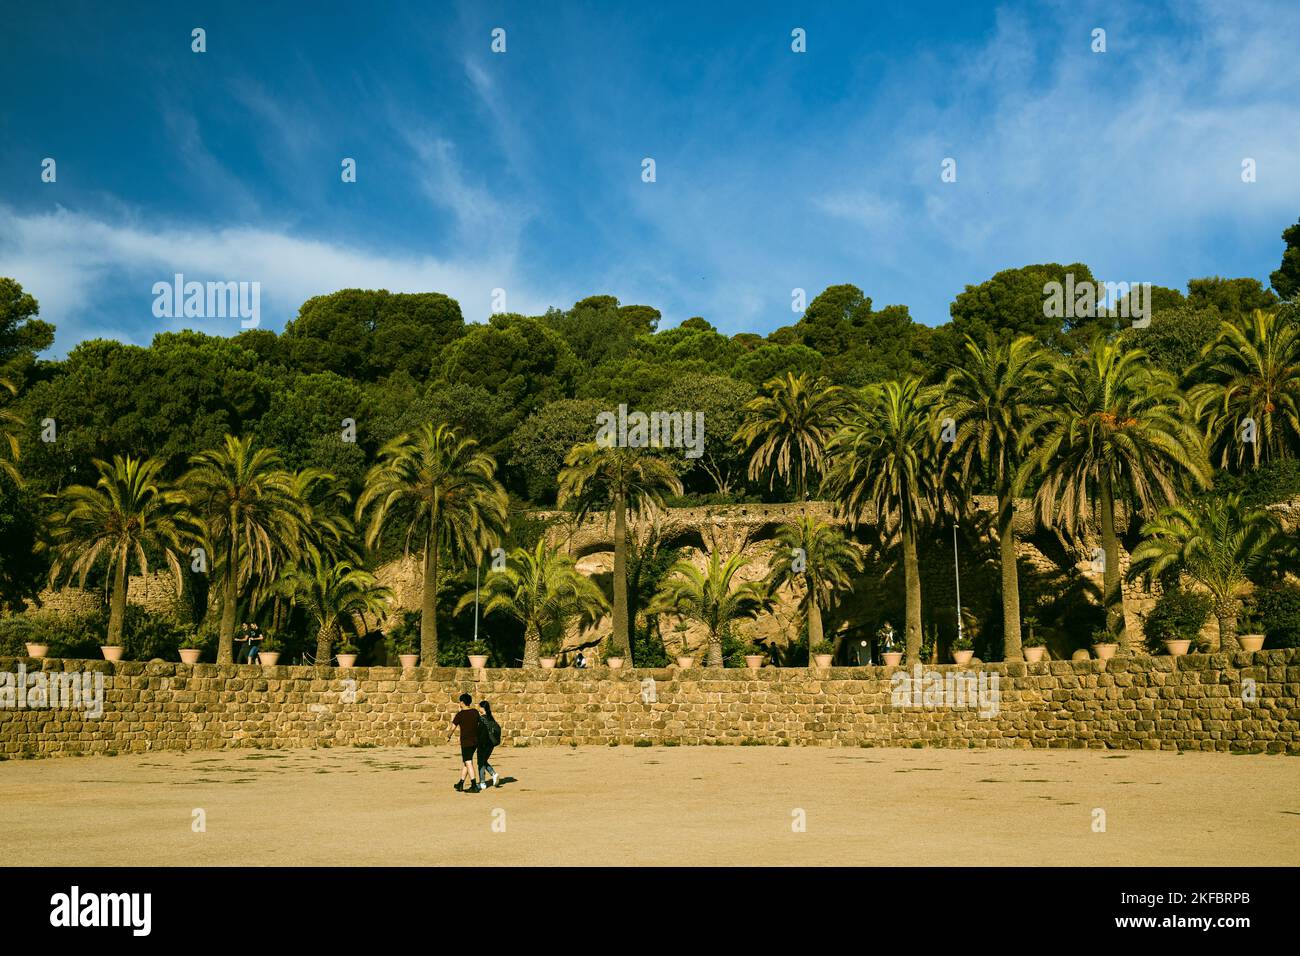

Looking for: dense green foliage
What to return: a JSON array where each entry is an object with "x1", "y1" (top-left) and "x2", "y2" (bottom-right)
[{"x1": 0, "y1": 220, "x2": 1298, "y2": 660}]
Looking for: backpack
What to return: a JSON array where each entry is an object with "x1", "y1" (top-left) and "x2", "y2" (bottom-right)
[{"x1": 480, "y1": 715, "x2": 502, "y2": 748}]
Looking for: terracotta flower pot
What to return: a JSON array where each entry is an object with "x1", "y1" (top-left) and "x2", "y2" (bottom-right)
[
  {"x1": 1023, "y1": 646, "x2": 1046, "y2": 663},
  {"x1": 24, "y1": 643, "x2": 49, "y2": 659},
  {"x1": 744, "y1": 655, "x2": 764, "y2": 670},
  {"x1": 813, "y1": 654, "x2": 833, "y2": 668},
  {"x1": 1238, "y1": 634, "x2": 1265, "y2": 652},
  {"x1": 468, "y1": 654, "x2": 489, "y2": 669},
  {"x1": 1092, "y1": 643, "x2": 1118, "y2": 660},
  {"x1": 539, "y1": 657, "x2": 556, "y2": 669},
  {"x1": 1163, "y1": 639, "x2": 1190, "y2": 657},
  {"x1": 882, "y1": 651, "x2": 903, "y2": 666},
  {"x1": 676, "y1": 656, "x2": 695, "y2": 670},
  {"x1": 398, "y1": 654, "x2": 419, "y2": 668},
  {"x1": 100, "y1": 645, "x2": 123, "y2": 662},
  {"x1": 259, "y1": 651, "x2": 280, "y2": 666},
  {"x1": 606, "y1": 657, "x2": 624, "y2": 670},
  {"x1": 178, "y1": 648, "x2": 201, "y2": 664},
  {"x1": 952, "y1": 649, "x2": 974, "y2": 665},
  {"x1": 336, "y1": 654, "x2": 357, "y2": 668}
]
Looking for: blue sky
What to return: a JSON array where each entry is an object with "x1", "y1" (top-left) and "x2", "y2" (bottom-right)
[{"x1": 1, "y1": 0, "x2": 1298, "y2": 355}]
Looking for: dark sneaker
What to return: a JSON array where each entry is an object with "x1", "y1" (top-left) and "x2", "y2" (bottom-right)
[{"x1": 453, "y1": 781, "x2": 463, "y2": 792}]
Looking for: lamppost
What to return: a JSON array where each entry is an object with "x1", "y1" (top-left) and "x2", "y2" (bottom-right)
[
  {"x1": 953, "y1": 523, "x2": 963, "y2": 644},
  {"x1": 474, "y1": 560, "x2": 481, "y2": 644}
]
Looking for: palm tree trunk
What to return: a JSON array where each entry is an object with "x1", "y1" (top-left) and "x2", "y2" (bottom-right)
[
  {"x1": 707, "y1": 629, "x2": 723, "y2": 667},
  {"x1": 421, "y1": 525, "x2": 439, "y2": 665},
  {"x1": 901, "y1": 520, "x2": 922, "y2": 665},
  {"x1": 807, "y1": 594, "x2": 824, "y2": 668},
  {"x1": 612, "y1": 491, "x2": 632, "y2": 663},
  {"x1": 316, "y1": 623, "x2": 334, "y2": 663},
  {"x1": 997, "y1": 492, "x2": 1023, "y2": 661},
  {"x1": 523, "y1": 622, "x2": 541, "y2": 668},
  {"x1": 1098, "y1": 472, "x2": 1127, "y2": 649},
  {"x1": 1215, "y1": 605, "x2": 1239, "y2": 653},
  {"x1": 218, "y1": 508, "x2": 239, "y2": 663},
  {"x1": 106, "y1": 550, "x2": 128, "y2": 646}
]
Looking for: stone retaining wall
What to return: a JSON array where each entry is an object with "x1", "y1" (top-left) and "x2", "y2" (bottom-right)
[{"x1": 2, "y1": 651, "x2": 1298, "y2": 757}]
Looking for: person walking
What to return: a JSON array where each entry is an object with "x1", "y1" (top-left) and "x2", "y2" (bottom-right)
[
  {"x1": 448, "y1": 693, "x2": 482, "y2": 793},
  {"x1": 236, "y1": 623, "x2": 251, "y2": 664},
  {"x1": 476, "y1": 700, "x2": 502, "y2": 788},
  {"x1": 246, "y1": 623, "x2": 263, "y2": 665}
]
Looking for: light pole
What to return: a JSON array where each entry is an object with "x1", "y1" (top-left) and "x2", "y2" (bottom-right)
[
  {"x1": 473, "y1": 560, "x2": 481, "y2": 644},
  {"x1": 953, "y1": 523, "x2": 963, "y2": 644}
]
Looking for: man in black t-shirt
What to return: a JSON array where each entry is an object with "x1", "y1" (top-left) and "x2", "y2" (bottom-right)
[{"x1": 447, "y1": 693, "x2": 482, "y2": 793}]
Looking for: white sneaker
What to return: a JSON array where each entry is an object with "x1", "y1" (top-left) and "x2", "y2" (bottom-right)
[{"x1": 492, "y1": 772, "x2": 500, "y2": 787}]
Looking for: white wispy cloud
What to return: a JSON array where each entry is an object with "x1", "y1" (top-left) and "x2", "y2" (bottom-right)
[{"x1": 0, "y1": 205, "x2": 559, "y2": 355}]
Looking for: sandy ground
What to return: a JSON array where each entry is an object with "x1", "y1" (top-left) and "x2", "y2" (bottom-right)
[{"x1": 1, "y1": 745, "x2": 1297, "y2": 866}]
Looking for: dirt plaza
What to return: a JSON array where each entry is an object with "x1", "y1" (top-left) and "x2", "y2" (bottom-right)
[{"x1": 1, "y1": 745, "x2": 1296, "y2": 866}]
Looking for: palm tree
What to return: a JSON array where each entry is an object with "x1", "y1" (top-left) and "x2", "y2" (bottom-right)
[
  {"x1": 44, "y1": 455, "x2": 197, "y2": 646},
  {"x1": 941, "y1": 335, "x2": 1049, "y2": 660},
  {"x1": 0, "y1": 377, "x2": 23, "y2": 486},
  {"x1": 357, "y1": 423, "x2": 508, "y2": 666},
  {"x1": 767, "y1": 514, "x2": 863, "y2": 665},
  {"x1": 1128, "y1": 494, "x2": 1283, "y2": 651},
  {"x1": 1190, "y1": 309, "x2": 1300, "y2": 469},
  {"x1": 464, "y1": 539, "x2": 608, "y2": 667},
  {"x1": 735, "y1": 372, "x2": 848, "y2": 501},
  {"x1": 277, "y1": 553, "x2": 393, "y2": 663},
  {"x1": 184, "y1": 436, "x2": 307, "y2": 663},
  {"x1": 259, "y1": 468, "x2": 358, "y2": 637},
  {"x1": 557, "y1": 443, "x2": 682, "y2": 664},
  {"x1": 1018, "y1": 336, "x2": 1211, "y2": 649},
  {"x1": 650, "y1": 549, "x2": 769, "y2": 666},
  {"x1": 824, "y1": 377, "x2": 944, "y2": 665}
]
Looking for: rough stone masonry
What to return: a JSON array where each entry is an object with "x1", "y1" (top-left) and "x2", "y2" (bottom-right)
[{"x1": 1, "y1": 650, "x2": 1298, "y2": 757}]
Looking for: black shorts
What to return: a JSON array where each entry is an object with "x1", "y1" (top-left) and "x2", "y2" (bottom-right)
[{"x1": 460, "y1": 745, "x2": 477, "y2": 762}]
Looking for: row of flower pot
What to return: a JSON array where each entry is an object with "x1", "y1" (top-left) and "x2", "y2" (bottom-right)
[{"x1": 19, "y1": 636, "x2": 1270, "y2": 667}]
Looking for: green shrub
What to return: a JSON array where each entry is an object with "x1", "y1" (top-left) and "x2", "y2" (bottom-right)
[
  {"x1": 0, "y1": 615, "x2": 55, "y2": 656},
  {"x1": 631, "y1": 627, "x2": 671, "y2": 668},
  {"x1": 1254, "y1": 583, "x2": 1300, "y2": 648},
  {"x1": 387, "y1": 610, "x2": 420, "y2": 656},
  {"x1": 40, "y1": 612, "x2": 104, "y2": 660},
  {"x1": 121, "y1": 607, "x2": 189, "y2": 661},
  {"x1": 1142, "y1": 587, "x2": 1212, "y2": 649}
]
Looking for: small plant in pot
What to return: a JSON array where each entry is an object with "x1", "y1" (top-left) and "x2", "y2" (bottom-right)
[
  {"x1": 877, "y1": 622, "x2": 902, "y2": 665},
  {"x1": 742, "y1": 641, "x2": 765, "y2": 670},
  {"x1": 392, "y1": 633, "x2": 419, "y2": 668},
  {"x1": 336, "y1": 641, "x2": 360, "y2": 668},
  {"x1": 1090, "y1": 628, "x2": 1118, "y2": 660},
  {"x1": 811, "y1": 639, "x2": 835, "y2": 669},
  {"x1": 258, "y1": 633, "x2": 282, "y2": 666},
  {"x1": 1236, "y1": 605, "x2": 1265, "y2": 652},
  {"x1": 467, "y1": 639, "x2": 489, "y2": 669},
  {"x1": 951, "y1": 635, "x2": 974, "y2": 665},
  {"x1": 602, "y1": 642, "x2": 625, "y2": 670},
  {"x1": 1021, "y1": 616, "x2": 1047, "y2": 662},
  {"x1": 178, "y1": 626, "x2": 202, "y2": 664},
  {"x1": 671, "y1": 621, "x2": 694, "y2": 669},
  {"x1": 1146, "y1": 619, "x2": 1190, "y2": 657},
  {"x1": 1024, "y1": 624, "x2": 1045, "y2": 660},
  {"x1": 388, "y1": 610, "x2": 420, "y2": 667},
  {"x1": 539, "y1": 636, "x2": 558, "y2": 669}
]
